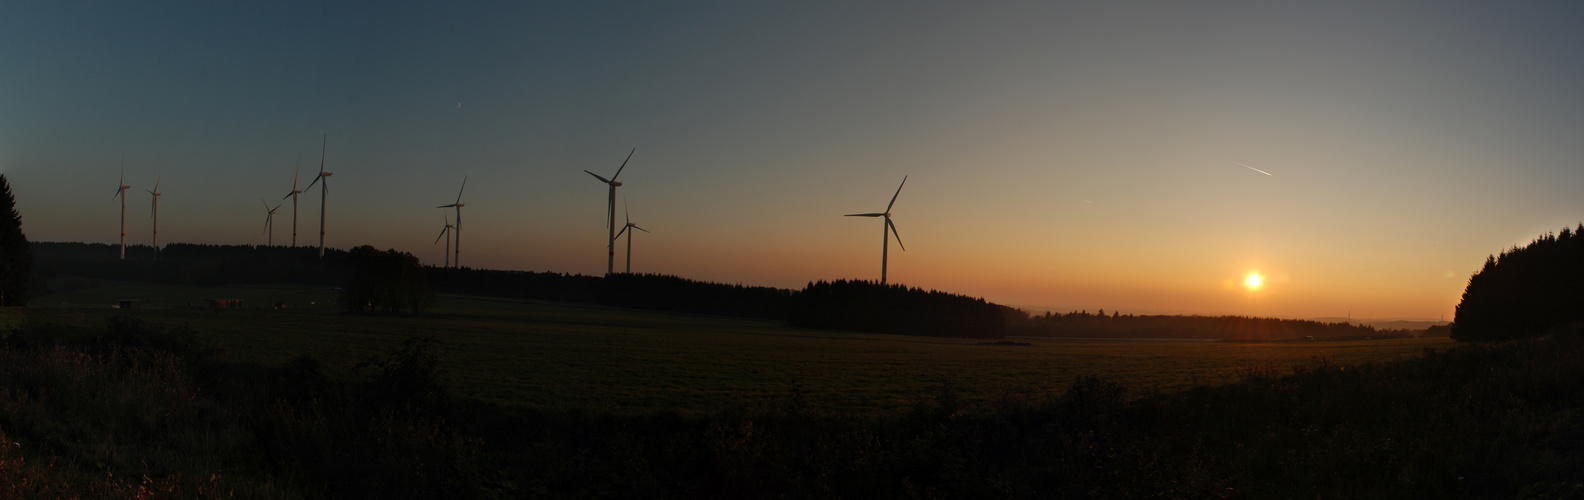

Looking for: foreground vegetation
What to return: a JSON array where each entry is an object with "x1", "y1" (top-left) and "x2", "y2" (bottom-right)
[{"x1": 0, "y1": 304, "x2": 1577, "y2": 497}]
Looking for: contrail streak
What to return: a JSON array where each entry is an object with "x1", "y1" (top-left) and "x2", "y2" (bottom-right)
[{"x1": 1231, "y1": 160, "x2": 1272, "y2": 176}]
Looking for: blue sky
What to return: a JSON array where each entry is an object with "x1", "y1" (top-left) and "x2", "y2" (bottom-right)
[{"x1": 4, "y1": 2, "x2": 1583, "y2": 319}]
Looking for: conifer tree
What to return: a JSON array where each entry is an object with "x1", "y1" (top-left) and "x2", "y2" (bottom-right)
[{"x1": 0, "y1": 174, "x2": 32, "y2": 306}]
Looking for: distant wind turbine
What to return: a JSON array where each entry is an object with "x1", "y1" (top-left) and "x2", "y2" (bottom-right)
[
  {"x1": 584, "y1": 148, "x2": 634, "y2": 276},
  {"x1": 845, "y1": 176, "x2": 907, "y2": 284},
  {"x1": 434, "y1": 213, "x2": 454, "y2": 268},
  {"x1": 263, "y1": 199, "x2": 282, "y2": 246},
  {"x1": 304, "y1": 135, "x2": 332, "y2": 258},
  {"x1": 112, "y1": 160, "x2": 130, "y2": 260},
  {"x1": 613, "y1": 204, "x2": 649, "y2": 274},
  {"x1": 282, "y1": 164, "x2": 302, "y2": 247},
  {"x1": 436, "y1": 176, "x2": 466, "y2": 268},
  {"x1": 147, "y1": 175, "x2": 162, "y2": 260}
]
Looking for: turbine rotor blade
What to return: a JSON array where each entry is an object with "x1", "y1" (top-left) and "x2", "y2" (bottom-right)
[
  {"x1": 885, "y1": 175, "x2": 907, "y2": 213},
  {"x1": 318, "y1": 134, "x2": 326, "y2": 174},
  {"x1": 845, "y1": 213, "x2": 884, "y2": 217},
  {"x1": 610, "y1": 148, "x2": 634, "y2": 181},
  {"x1": 438, "y1": 203, "x2": 457, "y2": 208},
  {"x1": 614, "y1": 225, "x2": 628, "y2": 239},
  {"x1": 585, "y1": 170, "x2": 611, "y2": 184},
  {"x1": 456, "y1": 176, "x2": 466, "y2": 204},
  {"x1": 306, "y1": 173, "x2": 323, "y2": 190},
  {"x1": 634, "y1": 225, "x2": 649, "y2": 233},
  {"x1": 888, "y1": 218, "x2": 905, "y2": 251},
  {"x1": 435, "y1": 227, "x2": 449, "y2": 244}
]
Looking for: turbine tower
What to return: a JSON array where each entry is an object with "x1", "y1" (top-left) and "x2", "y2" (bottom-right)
[
  {"x1": 434, "y1": 213, "x2": 454, "y2": 268},
  {"x1": 112, "y1": 161, "x2": 130, "y2": 260},
  {"x1": 282, "y1": 164, "x2": 302, "y2": 247},
  {"x1": 584, "y1": 148, "x2": 634, "y2": 276},
  {"x1": 436, "y1": 176, "x2": 466, "y2": 268},
  {"x1": 613, "y1": 204, "x2": 649, "y2": 274},
  {"x1": 844, "y1": 176, "x2": 907, "y2": 284},
  {"x1": 147, "y1": 175, "x2": 162, "y2": 260},
  {"x1": 263, "y1": 199, "x2": 282, "y2": 246},
  {"x1": 304, "y1": 136, "x2": 332, "y2": 258}
]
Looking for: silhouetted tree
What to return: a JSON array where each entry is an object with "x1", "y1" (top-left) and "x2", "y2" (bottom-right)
[
  {"x1": 0, "y1": 175, "x2": 32, "y2": 306},
  {"x1": 1453, "y1": 224, "x2": 1584, "y2": 342},
  {"x1": 343, "y1": 246, "x2": 433, "y2": 314}
]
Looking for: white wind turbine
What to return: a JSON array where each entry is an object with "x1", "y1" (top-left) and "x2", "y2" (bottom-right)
[
  {"x1": 613, "y1": 204, "x2": 649, "y2": 274},
  {"x1": 304, "y1": 136, "x2": 332, "y2": 257},
  {"x1": 112, "y1": 161, "x2": 131, "y2": 260},
  {"x1": 434, "y1": 213, "x2": 455, "y2": 268},
  {"x1": 584, "y1": 148, "x2": 634, "y2": 276},
  {"x1": 844, "y1": 176, "x2": 907, "y2": 284},
  {"x1": 282, "y1": 164, "x2": 302, "y2": 247},
  {"x1": 263, "y1": 199, "x2": 282, "y2": 246},
  {"x1": 147, "y1": 175, "x2": 162, "y2": 260},
  {"x1": 436, "y1": 176, "x2": 466, "y2": 268}
]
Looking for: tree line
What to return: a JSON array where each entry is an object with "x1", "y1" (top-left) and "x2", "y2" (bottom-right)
[
  {"x1": 32, "y1": 242, "x2": 349, "y2": 287},
  {"x1": 1453, "y1": 223, "x2": 1584, "y2": 342},
  {"x1": 1002, "y1": 308, "x2": 1403, "y2": 341},
  {"x1": 788, "y1": 279, "x2": 1005, "y2": 338},
  {"x1": 32, "y1": 242, "x2": 791, "y2": 320}
]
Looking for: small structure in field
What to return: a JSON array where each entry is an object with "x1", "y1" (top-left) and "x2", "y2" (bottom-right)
[
  {"x1": 209, "y1": 298, "x2": 244, "y2": 311},
  {"x1": 116, "y1": 299, "x2": 139, "y2": 309}
]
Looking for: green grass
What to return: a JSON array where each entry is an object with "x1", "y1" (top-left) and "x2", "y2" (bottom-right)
[{"x1": 28, "y1": 281, "x2": 1454, "y2": 415}]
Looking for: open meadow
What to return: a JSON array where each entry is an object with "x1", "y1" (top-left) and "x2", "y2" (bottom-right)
[{"x1": 28, "y1": 281, "x2": 1454, "y2": 416}]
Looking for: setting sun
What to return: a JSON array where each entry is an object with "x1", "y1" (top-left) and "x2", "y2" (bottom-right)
[{"x1": 1245, "y1": 273, "x2": 1263, "y2": 290}]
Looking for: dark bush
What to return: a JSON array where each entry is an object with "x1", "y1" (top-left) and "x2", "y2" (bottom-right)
[{"x1": 353, "y1": 335, "x2": 449, "y2": 413}]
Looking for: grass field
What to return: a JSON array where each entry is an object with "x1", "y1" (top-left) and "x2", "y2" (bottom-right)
[{"x1": 25, "y1": 281, "x2": 1456, "y2": 415}]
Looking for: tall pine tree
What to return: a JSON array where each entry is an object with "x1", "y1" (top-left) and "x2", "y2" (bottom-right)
[{"x1": 0, "y1": 174, "x2": 32, "y2": 306}]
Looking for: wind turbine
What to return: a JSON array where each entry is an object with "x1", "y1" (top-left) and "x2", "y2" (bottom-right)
[
  {"x1": 263, "y1": 199, "x2": 282, "y2": 246},
  {"x1": 282, "y1": 164, "x2": 302, "y2": 247},
  {"x1": 112, "y1": 161, "x2": 130, "y2": 259},
  {"x1": 584, "y1": 148, "x2": 634, "y2": 276},
  {"x1": 304, "y1": 135, "x2": 332, "y2": 257},
  {"x1": 147, "y1": 175, "x2": 162, "y2": 260},
  {"x1": 436, "y1": 176, "x2": 465, "y2": 268},
  {"x1": 434, "y1": 213, "x2": 454, "y2": 268},
  {"x1": 844, "y1": 175, "x2": 907, "y2": 284},
  {"x1": 613, "y1": 204, "x2": 649, "y2": 274}
]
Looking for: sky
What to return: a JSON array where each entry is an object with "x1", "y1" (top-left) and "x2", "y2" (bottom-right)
[{"x1": 4, "y1": 2, "x2": 1583, "y2": 321}]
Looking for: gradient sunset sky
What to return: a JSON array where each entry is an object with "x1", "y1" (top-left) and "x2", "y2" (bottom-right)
[{"x1": 4, "y1": 2, "x2": 1583, "y2": 321}]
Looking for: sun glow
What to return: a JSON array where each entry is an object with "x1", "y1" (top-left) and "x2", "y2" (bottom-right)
[{"x1": 1244, "y1": 273, "x2": 1263, "y2": 290}]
